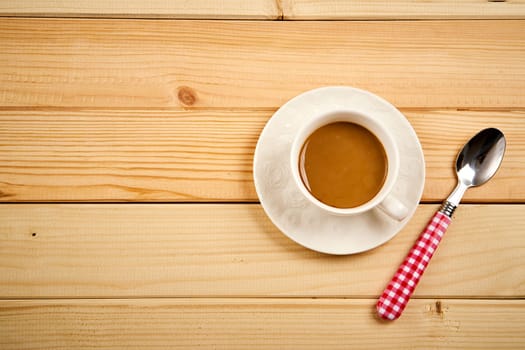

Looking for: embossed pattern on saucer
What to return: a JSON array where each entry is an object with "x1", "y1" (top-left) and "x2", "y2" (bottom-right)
[{"x1": 253, "y1": 86, "x2": 425, "y2": 255}]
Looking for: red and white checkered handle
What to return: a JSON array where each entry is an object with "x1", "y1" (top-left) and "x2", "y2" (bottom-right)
[{"x1": 376, "y1": 211, "x2": 451, "y2": 321}]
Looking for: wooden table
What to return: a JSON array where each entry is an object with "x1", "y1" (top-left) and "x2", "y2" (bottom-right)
[{"x1": 1, "y1": 1, "x2": 524, "y2": 348}]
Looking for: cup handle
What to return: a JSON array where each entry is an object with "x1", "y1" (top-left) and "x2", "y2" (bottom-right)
[{"x1": 377, "y1": 195, "x2": 408, "y2": 221}]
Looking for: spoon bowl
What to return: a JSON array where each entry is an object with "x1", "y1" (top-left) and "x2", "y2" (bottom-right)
[{"x1": 456, "y1": 128, "x2": 506, "y2": 187}]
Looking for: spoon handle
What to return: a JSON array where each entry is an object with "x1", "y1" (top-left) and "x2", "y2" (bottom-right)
[{"x1": 376, "y1": 211, "x2": 451, "y2": 321}]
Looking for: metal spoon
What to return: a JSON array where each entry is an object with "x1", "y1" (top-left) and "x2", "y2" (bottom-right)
[{"x1": 376, "y1": 128, "x2": 506, "y2": 321}]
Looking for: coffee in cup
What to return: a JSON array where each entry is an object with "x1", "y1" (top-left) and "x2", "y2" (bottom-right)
[
  {"x1": 290, "y1": 110, "x2": 408, "y2": 220},
  {"x1": 298, "y1": 121, "x2": 387, "y2": 209}
]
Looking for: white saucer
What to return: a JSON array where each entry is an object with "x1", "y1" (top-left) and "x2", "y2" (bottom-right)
[{"x1": 253, "y1": 86, "x2": 425, "y2": 255}]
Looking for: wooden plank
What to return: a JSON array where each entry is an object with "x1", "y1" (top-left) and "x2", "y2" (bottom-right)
[
  {"x1": 2, "y1": 0, "x2": 525, "y2": 20},
  {"x1": 282, "y1": 0, "x2": 525, "y2": 20},
  {"x1": 0, "y1": 109, "x2": 264, "y2": 202},
  {"x1": 0, "y1": 109, "x2": 523, "y2": 202},
  {"x1": 0, "y1": 0, "x2": 279, "y2": 19},
  {"x1": 1, "y1": 298, "x2": 524, "y2": 349},
  {"x1": 1, "y1": 19, "x2": 524, "y2": 109},
  {"x1": 0, "y1": 204, "x2": 523, "y2": 298}
]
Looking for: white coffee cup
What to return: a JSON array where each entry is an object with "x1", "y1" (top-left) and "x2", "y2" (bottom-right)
[{"x1": 290, "y1": 110, "x2": 408, "y2": 221}]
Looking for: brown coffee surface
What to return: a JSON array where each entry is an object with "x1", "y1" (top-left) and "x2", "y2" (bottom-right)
[{"x1": 299, "y1": 122, "x2": 387, "y2": 208}]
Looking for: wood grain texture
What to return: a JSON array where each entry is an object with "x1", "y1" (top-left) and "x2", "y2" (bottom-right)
[
  {"x1": 1, "y1": 109, "x2": 523, "y2": 202},
  {"x1": 0, "y1": 204, "x2": 523, "y2": 298},
  {"x1": 282, "y1": 0, "x2": 525, "y2": 19},
  {"x1": 1, "y1": 298, "x2": 524, "y2": 349},
  {"x1": 1, "y1": 19, "x2": 524, "y2": 109},
  {"x1": 2, "y1": 0, "x2": 525, "y2": 20},
  {"x1": 0, "y1": 0, "x2": 279, "y2": 19},
  {"x1": 0, "y1": 109, "x2": 265, "y2": 202}
]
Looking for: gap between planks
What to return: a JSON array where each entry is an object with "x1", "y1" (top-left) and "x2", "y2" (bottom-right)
[{"x1": 0, "y1": 295, "x2": 524, "y2": 301}]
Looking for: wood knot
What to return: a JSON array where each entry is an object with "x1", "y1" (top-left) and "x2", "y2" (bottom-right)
[
  {"x1": 177, "y1": 86, "x2": 197, "y2": 106},
  {"x1": 0, "y1": 190, "x2": 12, "y2": 199},
  {"x1": 436, "y1": 301, "x2": 443, "y2": 315},
  {"x1": 427, "y1": 300, "x2": 447, "y2": 317}
]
